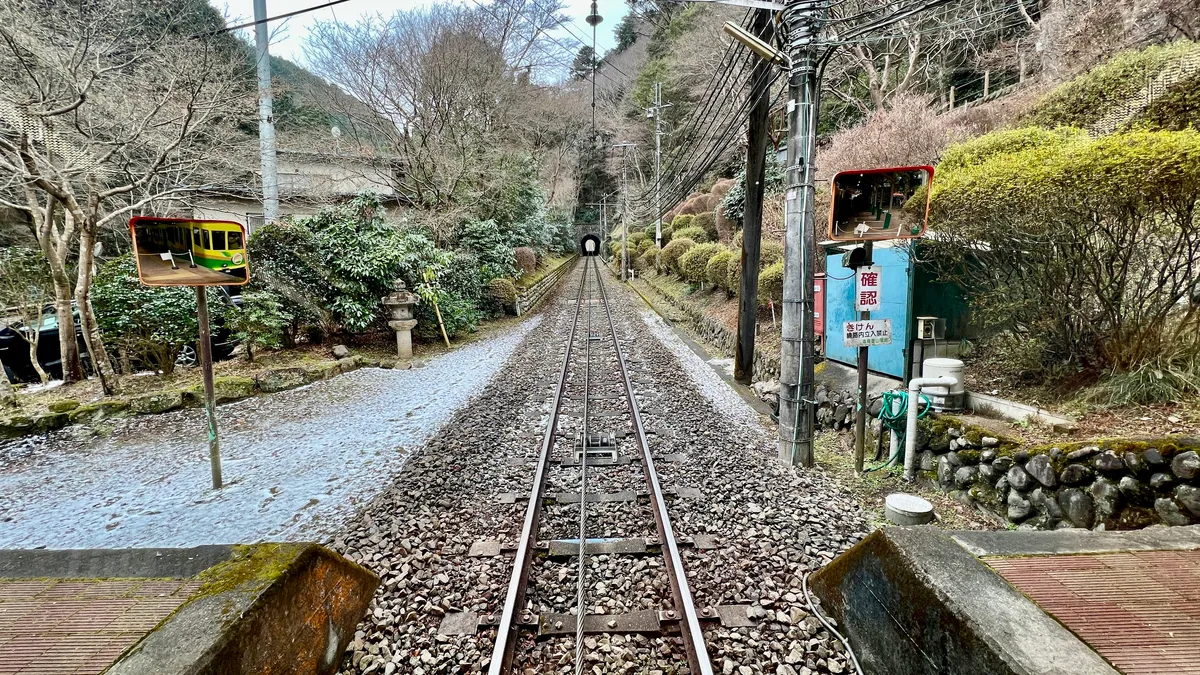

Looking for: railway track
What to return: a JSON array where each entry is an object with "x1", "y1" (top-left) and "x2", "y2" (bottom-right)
[{"x1": 486, "y1": 256, "x2": 713, "y2": 674}]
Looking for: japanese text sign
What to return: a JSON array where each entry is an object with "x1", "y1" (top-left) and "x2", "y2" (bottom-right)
[
  {"x1": 844, "y1": 319, "x2": 892, "y2": 348},
  {"x1": 855, "y1": 265, "x2": 882, "y2": 312}
]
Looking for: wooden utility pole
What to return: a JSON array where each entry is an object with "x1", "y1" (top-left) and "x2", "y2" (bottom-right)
[{"x1": 734, "y1": 9, "x2": 774, "y2": 385}]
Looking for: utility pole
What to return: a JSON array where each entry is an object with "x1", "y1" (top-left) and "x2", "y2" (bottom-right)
[
  {"x1": 253, "y1": 0, "x2": 279, "y2": 226},
  {"x1": 734, "y1": 9, "x2": 774, "y2": 385},
  {"x1": 613, "y1": 143, "x2": 635, "y2": 280},
  {"x1": 648, "y1": 83, "x2": 671, "y2": 249},
  {"x1": 777, "y1": 0, "x2": 823, "y2": 467},
  {"x1": 586, "y1": 2, "x2": 602, "y2": 140}
]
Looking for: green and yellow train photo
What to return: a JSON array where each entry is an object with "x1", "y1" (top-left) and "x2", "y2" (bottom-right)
[{"x1": 129, "y1": 217, "x2": 250, "y2": 286}]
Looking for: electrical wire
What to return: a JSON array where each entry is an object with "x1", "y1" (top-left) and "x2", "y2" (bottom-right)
[
  {"x1": 802, "y1": 571, "x2": 864, "y2": 675},
  {"x1": 214, "y1": 0, "x2": 355, "y2": 34}
]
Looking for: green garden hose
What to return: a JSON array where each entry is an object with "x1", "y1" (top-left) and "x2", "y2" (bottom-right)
[{"x1": 863, "y1": 389, "x2": 931, "y2": 472}]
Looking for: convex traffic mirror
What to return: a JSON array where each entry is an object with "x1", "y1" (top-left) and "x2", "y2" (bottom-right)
[{"x1": 828, "y1": 165, "x2": 933, "y2": 241}]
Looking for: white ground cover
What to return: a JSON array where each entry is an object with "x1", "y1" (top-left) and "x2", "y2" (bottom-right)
[{"x1": 0, "y1": 318, "x2": 540, "y2": 549}]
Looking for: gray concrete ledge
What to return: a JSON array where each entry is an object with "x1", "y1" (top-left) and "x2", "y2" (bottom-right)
[
  {"x1": 952, "y1": 524, "x2": 1200, "y2": 558},
  {"x1": 0, "y1": 545, "x2": 233, "y2": 579},
  {"x1": 810, "y1": 527, "x2": 1117, "y2": 675}
]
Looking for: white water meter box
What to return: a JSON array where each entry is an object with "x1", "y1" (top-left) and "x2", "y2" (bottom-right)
[{"x1": 921, "y1": 358, "x2": 965, "y2": 412}]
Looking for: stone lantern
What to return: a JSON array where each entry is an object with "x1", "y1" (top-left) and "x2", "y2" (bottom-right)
[{"x1": 382, "y1": 279, "x2": 420, "y2": 359}]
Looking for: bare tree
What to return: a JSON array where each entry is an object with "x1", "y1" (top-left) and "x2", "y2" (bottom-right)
[
  {"x1": 304, "y1": 2, "x2": 578, "y2": 236},
  {"x1": 0, "y1": 0, "x2": 252, "y2": 391},
  {"x1": 822, "y1": 0, "x2": 1022, "y2": 116}
]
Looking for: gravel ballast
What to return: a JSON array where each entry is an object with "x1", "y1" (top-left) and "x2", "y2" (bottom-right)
[{"x1": 331, "y1": 261, "x2": 869, "y2": 675}]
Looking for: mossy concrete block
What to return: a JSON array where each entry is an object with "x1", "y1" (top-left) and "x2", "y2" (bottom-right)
[
  {"x1": 335, "y1": 355, "x2": 369, "y2": 373},
  {"x1": 47, "y1": 399, "x2": 80, "y2": 413},
  {"x1": 106, "y1": 543, "x2": 378, "y2": 675},
  {"x1": 130, "y1": 391, "x2": 184, "y2": 415},
  {"x1": 34, "y1": 412, "x2": 69, "y2": 433},
  {"x1": 0, "y1": 544, "x2": 376, "y2": 675},
  {"x1": 809, "y1": 528, "x2": 1118, "y2": 675},
  {"x1": 303, "y1": 362, "x2": 340, "y2": 381},
  {"x1": 0, "y1": 415, "x2": 37, "y2": 439},
  {"x1": 69, "y1": 398, "x2": 131, "y2": 424},
  {"x1": 256, "y1": 367, "x2": 308, "y2": 393},
  {"x1": 183, "y1": 377, "x2": 259, "y2": 406}
]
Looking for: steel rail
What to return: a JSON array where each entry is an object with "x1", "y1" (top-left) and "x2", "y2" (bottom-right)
[
  {"x1": 573, "y1": 259, "x2": 591, "y2": 675},
  {"x1": 489, "y1": 258, "x2": 590, "y2": 675},
  {"x1": 591, "y1": 262, "x2": 715, "y2": 675}
]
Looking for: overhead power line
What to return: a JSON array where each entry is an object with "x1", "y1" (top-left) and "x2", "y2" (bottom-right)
[{"x1": 216, "y1": 0, "x2": 355, "y2": 34}]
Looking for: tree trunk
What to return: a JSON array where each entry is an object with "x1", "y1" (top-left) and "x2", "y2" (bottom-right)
[
  {"x1": 24, "y1": 331, "x2": 48, "y2": 384},
  {"x1": 74, "y1": 215, "x2": 119, "y2": 394},
  {"x1": 50, "y1": 269, "x2": 83, "y2": 383}
]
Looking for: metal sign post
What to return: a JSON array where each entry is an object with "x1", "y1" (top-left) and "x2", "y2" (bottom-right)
[
  {"x1": 128, "y1": 217, "x2": 249, "y2": 491},
  {"x1": 195, "y1": 287, "x2": 222, "y2": 489},
  {"x1": 853, "y1": 245, "x2": 876, "y2": 472}
]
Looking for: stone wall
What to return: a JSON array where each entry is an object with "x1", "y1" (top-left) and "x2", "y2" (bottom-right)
[
  {"x1": 913, "y1": 417, "x2": 1200, "y2": 530},
  {"x1": 0, "y1": 355, "x2": 379, "y2": 439},
  {"x1": 634, "y1": 276, "x2": 780, "y2": 383}
]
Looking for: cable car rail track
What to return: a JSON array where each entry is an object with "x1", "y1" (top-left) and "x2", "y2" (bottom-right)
[{"x1": 487, "y1": 256, "x2": 714, "y2": 675}]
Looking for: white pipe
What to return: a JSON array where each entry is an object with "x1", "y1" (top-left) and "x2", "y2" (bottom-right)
[{"x1": 904, "y1": 376, "x2": 957, "y2": 482}]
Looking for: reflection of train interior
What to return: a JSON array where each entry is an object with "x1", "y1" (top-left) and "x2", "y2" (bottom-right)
[
  {"x1": 134, "y1": 219, "x2": 247, "y2": 285},
  {"x1": 831, "y1": 171, "x2": 926, "y2": 239}
]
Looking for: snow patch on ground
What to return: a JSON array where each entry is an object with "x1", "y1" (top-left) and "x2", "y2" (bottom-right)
[
  {"x1": 0, "y1": 317, "x2": 540, "y2": 549},
  {"x1": 637, "y1": 310, "x2": 764, "y2": 431}
]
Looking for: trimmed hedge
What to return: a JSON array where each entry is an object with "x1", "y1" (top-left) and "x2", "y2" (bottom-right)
[
  {"x1": 692, "y1": 212, "x2": 718, "y2": 241},
  {"x1": 670, "y1": 214, "x2": 695, "y2": 230},
  {"x1": 707, "y1": 249, "x2": 735, "y2": 289},
  {"x1": 758, "y1": 260, "x2": 785, "y2": 305},
  {"x1": 679, "y1": 242, "x2": 725, "y2": 284},
  {"x1": 673, "y1": 226, "x2": 709, "y2": 243},
  {"x1": 1026, "y1": 41, "x2": 1200, "y2": 130},
  {"x1": 635, "y1": 245, "x2": 660, "y2": 271},
  {"x1": 659, "y1": 238, "x2": 696, "y2": 276}
]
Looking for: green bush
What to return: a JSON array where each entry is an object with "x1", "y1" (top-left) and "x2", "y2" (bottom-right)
[
  {"x1": 92, "y1": 254, "x2": 213, "y2": 374},
  {"x1": 678, "y1": 242, "x2": 724, "y2": 284},
  {"x1": 707, "y1": 249, "x2": 735, "y2": 289},
  {"x1": 226, "y1": 290, "x2": 292, "y2": 362},
  {"x1": 758, "y1": 260, "x2": 785, "y2": 305},
  {"x1": 1140, "y1": 71, "x2": 1200, "y2": 131},
  {"x1": 488, "y1": 277, "x2": 518, "y2": 314},
  {"x1": 731, "y1": 230, "x2": 743, "y2": 248},
  {"x1": 670, "y1": 214, "x2": 695, "y2": 231},
  {"x1": 927, "y1": 127, "x2": 1200, "y2": 388},
  {"x1": 458, "y1": 219, "x2": 517, "y2": 281},
  {"x1": 692, "y1": 212, "x2": 718, "y2": 241},
  {"x1": 672, "y1": 226, "x2": 709, "y2": 243},
  {"x1": 721, "y1": 154, "x2": 785, "y2": 223},
  {"x1": 724, "y1": 241, "x2": 783, "y2": 291},
  {"x1": 643, "y1": 222, "x2": 673, "y2": 245},
  {"x1": 638, "y1": 245, "x2": 661, "y2": 272},
  {"x1": 1026, "y1": 41, "x2": 1200, "y2": 129},
  {"x1": 659, "y1": 238, "x2": 695, "y2": 276}
]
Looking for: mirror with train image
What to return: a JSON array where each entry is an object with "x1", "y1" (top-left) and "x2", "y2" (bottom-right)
[
  {"x1": 828, "y1": 166, "x2": 933, "y2": 241},
  {"x1": 129, "y1": 217, "x2": 249, "y2": 286}
]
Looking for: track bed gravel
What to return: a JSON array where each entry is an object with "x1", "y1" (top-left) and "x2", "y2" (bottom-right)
[{"x1": 332, "y1": 262, "x2": 868, "y2": 675}]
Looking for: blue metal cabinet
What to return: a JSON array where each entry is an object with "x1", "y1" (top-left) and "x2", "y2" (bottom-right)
[{"x1": 823, "y1": 246, "x2": 913, "y2": 379}]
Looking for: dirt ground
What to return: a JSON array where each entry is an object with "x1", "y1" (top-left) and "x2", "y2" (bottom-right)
[{"x1": 814, "y1": 431, "x2": 1004, "y2": 531}]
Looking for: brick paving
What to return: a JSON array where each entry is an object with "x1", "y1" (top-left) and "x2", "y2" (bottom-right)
[
  {"x1": 0, "y1": 578, "x2": 201, "y2": 675},
  {"x1": 988, "y1": 549, "x2": 1200, "y2": 675}
]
